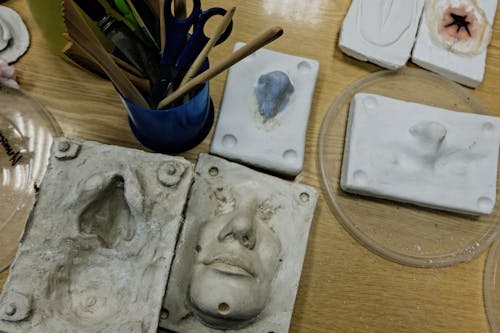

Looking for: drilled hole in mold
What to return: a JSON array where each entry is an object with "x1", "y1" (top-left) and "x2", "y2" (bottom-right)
[
  {"x1": 298, "y1": 60, "x2": 312, "y2": 74},
  {"x1": 363, "y1": 96, "x2": 378, "y2": 110},
  {"x1": 353, "y1": 170, "x2": 368, "y2": 186},
  {"x1": 209, "y1": 167, "x2": 219, "y2": 177},
  {"x1": 300, "y1": 192, "x2": 310, "y2": 202},
  {"x1": 160, "y1": 309, "x2": 169, "y2": 320},
  {"x1": 283, "y1": 149, "x2": 298, "y2": 163},
  {"x1": 218, "y1": 302, "x2": 230, "y2": 315},
  {"x1": 477, "y1": 197, "x2": 493, "y2": 211},
  {"x1": 482, "y1": 122, "x2": 495, "y2": 133},
  {"x1": 222, "y1": 134, "x2": 237, "y2": 148}
]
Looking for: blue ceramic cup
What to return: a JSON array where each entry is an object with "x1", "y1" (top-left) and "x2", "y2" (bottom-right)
[{"x1": 121, "y1": 80, "x2": 214, "y2": 154}]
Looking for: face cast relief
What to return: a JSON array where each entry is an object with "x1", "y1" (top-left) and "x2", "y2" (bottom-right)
[{"x1": 188, "y1": 186, "x2": 283, "y2": 329}]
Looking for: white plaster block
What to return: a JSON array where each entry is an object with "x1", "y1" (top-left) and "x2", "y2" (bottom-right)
[
  {"x1": 210, "y1": 43, "x2": 319, "y2": 177},
  {"x1": 341, "y1": 93, "x2": 500, "y2": 215},
  {"x1": 412, "y1": 0, "x2": 498, "y2": 88},
  {"x1": 339, "y1": 0, "x2": 424, "y2": 69},
  {"x1": 0, "y1": 138, "x2": 193, "y2": 333},
  {"x1": 160, "y1": 153, "x2": 318, "y2": 333}
]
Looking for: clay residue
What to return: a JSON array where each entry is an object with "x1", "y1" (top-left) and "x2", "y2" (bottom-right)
[{"x1": 427, "y1": 0, "x2": 492, "y2": 56}]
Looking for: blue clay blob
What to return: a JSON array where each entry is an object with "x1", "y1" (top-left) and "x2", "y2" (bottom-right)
[{"x1": 255, "y1": 71, "x2": 294, "y2": 121}]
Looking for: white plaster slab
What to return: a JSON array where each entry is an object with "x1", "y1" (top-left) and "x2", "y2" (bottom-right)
[
  {"x1": 339, "y1": 0, "x2": 424, "y2": 70},
  {"x1": 210, "y1": 43, "x2": 319, "y2": 176},
  {"x1": 160, "y1": 153, "x2": 318, "y2": 333},
  {"x1": 0, "y1": 138, "x2": 193, "y2": 333},
  {"x1": 412, "y1": 0, "x2": 498, "y2": 88},
  {"x1": 341, "y1": 93, "x2": 500, "y2": 215}
]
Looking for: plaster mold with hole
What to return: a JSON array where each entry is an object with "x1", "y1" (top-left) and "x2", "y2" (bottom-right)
[
  {"x1": 0, "y1": 6, "x2": 29, "y2": 64},
  {"x1": 341, "y1": 93, "x2": 500, "y2": 215},
  {"x1": 210, "y1": 43, "x2": 319, "y2": 177},
  {"x1": 0, "y1": 138, "x2": 193, "y2": 333},
  {"x1": 412, "y1": 0, "x2": 497, "y2": 87},
  {"x1": 160, "y1": 153, "x2": 318, "y2": 333},
  {"x1": 339, "y1": 0, "x2": 424, "y2": 69}
]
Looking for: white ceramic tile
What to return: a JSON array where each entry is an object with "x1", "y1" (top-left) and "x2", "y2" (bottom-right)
[
  {"x1": 341, "y1": 93, "x2": 500, "y2": 215},
  {"x1": 412, "y1": 0, "x2": 498, "y2": 88},
  {"x1": 339, "y1": 0, "x2": 424, "y2": 69},
  {"x1": 210, "y1": 43, "x2": 319, "y2": 177}
]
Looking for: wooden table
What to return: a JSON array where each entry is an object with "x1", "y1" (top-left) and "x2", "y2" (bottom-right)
[{"x1": 2, "y1": 0, "x2": 500, "y2": 332}]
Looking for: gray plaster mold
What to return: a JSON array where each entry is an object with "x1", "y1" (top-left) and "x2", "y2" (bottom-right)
[
  {"x1": 0, "y1": 138, "x2": 194, "y2": 333},
  {"x1": 160, "y1": 153, "x2": 318, "y2": 333}
]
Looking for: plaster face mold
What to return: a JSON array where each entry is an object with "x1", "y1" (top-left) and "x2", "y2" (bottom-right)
[
  {"x1": 341, "y1": 93, "x2": 500, "y2": 215},
  {"x1": 339, "y1": 0, "x2": 424, "y2": 69},
  {"x1": 0, "y1": 6, "x2": 29, "y2": 64},
  {"x1": 160, "y1": 153, "x2": 318, "y2": 333},
  {"x1": 210, "y1": 43, "x2": 319, "y2": 177},
  {"x1": 0, "y1": 138, "x2": 193, "y2": 333},
  {"x1": 412, "y1": 0, "x2": 497, "y2": 87}
]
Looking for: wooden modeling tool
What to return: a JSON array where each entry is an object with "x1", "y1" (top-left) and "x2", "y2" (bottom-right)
[
  {"x1": 63, "y1": 0, "x2": 149, "y2": 107},
  {"x1": 160, "y1": 0, "x2": 166, "y2": 52},
  {"x1": 157, "y1": 26, "x2": 284, "y2": 109},
  {"x1": 179, "y1": 6, "x2": 236, "y2": 87}
]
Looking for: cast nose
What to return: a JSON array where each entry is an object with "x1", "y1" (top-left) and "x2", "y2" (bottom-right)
[{"x1": 217, "y1": 212, "x2": 256, "y2": 250}]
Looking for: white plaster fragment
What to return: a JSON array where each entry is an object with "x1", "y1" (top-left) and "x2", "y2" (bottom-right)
[
  {"x1": 339, "y1": 0, "x2": 425, "y2": 69},
  {"x1": 341, "y1": 93, "x2": 500, "y2": 215},
  {"x1": 0, "y1": 6, "x2": 29, "y2": 64},
  {"x1": 412, "y1": 0, "x2": 498, "y2": 87},
  {"x1": 160, "y1": 153, "x2": 318, "y2": 333},
  {"x1": 210, "y1": 43, "x2": 319, "y2": 177}
]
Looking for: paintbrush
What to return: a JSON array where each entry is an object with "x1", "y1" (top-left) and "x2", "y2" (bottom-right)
[
  {"x1": 178, "y1": 7, "x2": 236, "y2": 88},
  {"x1": 157, "y1": 26, "x2": 284, "y2": 109},
  {"x1": 63, "y1": 0, "x2": 149, "y2": 107}
]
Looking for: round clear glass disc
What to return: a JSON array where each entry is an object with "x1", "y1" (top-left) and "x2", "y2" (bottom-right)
[
  {"x1": 485, "y1": 235, "x2": 500, "y2": 333},
  {"x1": 318, "y1": 67, "x2": 499, "y2": 267},
  {"x1": 0, "y1": 86, "x2": 62, "y2": 272}
]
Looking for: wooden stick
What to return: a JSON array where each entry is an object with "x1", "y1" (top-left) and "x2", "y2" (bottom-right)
[
  {"x1": 63, "y1": 0, "x2": 149, "y2": 107},
  {"x1": 62, "y1": 32, "x2": 144, "y2": 77},
  {"x1": 63, "y1": 41, "x2": 150, "y2": 92},
  {"x1": 158, "y1": 26, "x2": 284, "y2": 109},
  {"x1": 178, "y1": 7, "x2": 236, "y2": 87},
  {"x1": 160, "y1": 0, "x2": 166, "y2": 52},
  {"x1": 173, "y1": 0, "x2": 186, "y2": 18}
]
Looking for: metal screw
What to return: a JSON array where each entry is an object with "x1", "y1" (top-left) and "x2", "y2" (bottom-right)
[
  {"x1": 4, "y1": 303, "x2": 16, "y2": 316},
  {"x1": 57, "y1": 141, "x2": 70, "y2": 152}
]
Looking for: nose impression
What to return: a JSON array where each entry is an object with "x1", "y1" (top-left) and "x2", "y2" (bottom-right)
[{"x1": 218, "y1": 213, "x2": 256, "y2": 249}]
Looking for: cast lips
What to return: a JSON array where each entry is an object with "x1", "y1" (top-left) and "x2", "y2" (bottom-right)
[{"x1": 205, "y1": 257, "x2": 256, "y2": 278}]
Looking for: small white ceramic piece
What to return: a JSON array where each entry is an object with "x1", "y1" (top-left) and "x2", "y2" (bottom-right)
[
  {"x1": 210, "y1": 43, "x2": 319, "y2": 177},
  {"x1": 341, "y1": 93, "x2": 500, "y2": 215},
  {"x1": 0, "y1": 6, "x2": 29, "y2": 64},
  {"x1": 160, "y1": 153, "x2": 318, "y2": 333},
  {"x1": 412, "y1": 0, "x2": 497, "y2": 87},
  {"x1": 339, "y1": 0, "x2": 424, "y2": 69},
  {"x1": 0, "y1": 138, "x2": 193, "y2": 333}
]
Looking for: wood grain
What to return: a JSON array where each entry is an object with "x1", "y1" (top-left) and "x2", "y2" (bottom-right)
[{"x1": 2, "y1": 1, "x2": 500, "y2": 332}]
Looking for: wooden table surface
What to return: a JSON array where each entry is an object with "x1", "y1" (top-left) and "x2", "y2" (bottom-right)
[{"x1": 2, "y1": 0, "x2": 500, "y2": 332}]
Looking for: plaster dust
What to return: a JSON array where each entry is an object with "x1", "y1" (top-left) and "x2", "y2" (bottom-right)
[
  {"x1": 0, "y1": 138, "x2": 194, "y2": 333},
  {"x1": 341, "y1": 93, "x2": 500, "y2": 215},
  {"x1": 160, "y1": 153, "x2": 319, "y2": 333}
]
